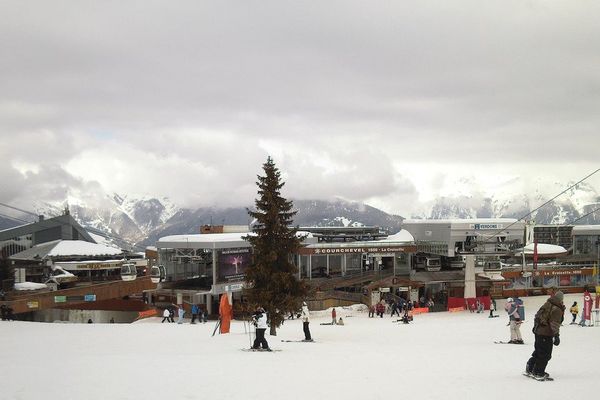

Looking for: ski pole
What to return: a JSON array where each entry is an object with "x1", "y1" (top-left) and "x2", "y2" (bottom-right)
[{"x1": 211, "y1": 318, "x2": 221, "y2": 337}]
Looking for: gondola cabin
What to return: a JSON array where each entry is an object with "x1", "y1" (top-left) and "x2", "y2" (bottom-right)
[
  {"x1": 120, "y1": 262, "x2": 138, "y2": 281},
  {"x1": 150, "y1": 264, "x2": 166, "y2": 283}
]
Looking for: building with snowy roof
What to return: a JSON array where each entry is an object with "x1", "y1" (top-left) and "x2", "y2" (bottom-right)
[{"x1": 0, "y1": 213, "x2": 95, "y2": 258}]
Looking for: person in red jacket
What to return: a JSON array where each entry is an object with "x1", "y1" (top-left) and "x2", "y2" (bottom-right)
[
  {"x1": 376, "y1": 301, "x2": 386, "y2": 318},
  {"x1": 331, "y1": 308, "x2": 337, "y2": 324}
]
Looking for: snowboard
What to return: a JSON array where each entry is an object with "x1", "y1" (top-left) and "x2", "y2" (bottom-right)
[
  {"x1": 494, "y1": 341, "x2": 525, "y2": 344},
  {"x1": 523, "y1": 373, "x2": 554, "y2": 381},
  {"x1": 241, "y1": 348, "x2": 282, "y2": 352},
  {"x1": 281, "y1": 339, "x2": 316, "y2": 342}
]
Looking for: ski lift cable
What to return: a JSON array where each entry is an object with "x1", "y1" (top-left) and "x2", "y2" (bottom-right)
[
  {"x1": 0, "y1": 212, "x2": 35, "y2": 224},
  {"x1": 0, "y1": 202, "x2": 40, "y2": 217},
  {"x1": 480, "y1": 168, "x2": 600, "y2": 244},
  {"x1": 567, "y1": 205, "x2": 600, "y2": 225}
]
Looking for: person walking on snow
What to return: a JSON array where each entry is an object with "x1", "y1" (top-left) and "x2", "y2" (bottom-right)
[
  {"x1": 506, "y1": 297, "x2": 524, "y2": 344},
  {"x1": 251, "y1": 307, "x2": 270, "y2": 351},
  {"x1": 161, "y1": 308, "x2": 171, "y2": 323},
  {"x1": 569, "y1": 301, "x2": 579, "y2": 324},
  {"x1": 331, "y1": 308, "x2": 337, "y2": 324},
  {"x1": 526, "y1": 291, "x2": 565, "y2": 381},
  {"x1": 301, "y1": 302, "x2": 312, "y2": 341},
  {"x1": 191, "y1": 304, "x2": 199, "y2": 324},
  {"x1": 177, "y1": 305, "x2": 185, "y2": 324}
]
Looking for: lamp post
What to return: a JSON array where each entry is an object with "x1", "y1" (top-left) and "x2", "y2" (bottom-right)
[{"x1": 595, "y1": 236, "x2": 600, "y2": 286}]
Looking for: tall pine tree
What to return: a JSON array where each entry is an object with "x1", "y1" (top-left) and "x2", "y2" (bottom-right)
[{"x1": 244, "y1": 157, "x2": 308, "y2": 335}]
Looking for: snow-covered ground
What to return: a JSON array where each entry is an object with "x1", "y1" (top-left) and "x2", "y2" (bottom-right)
[{"x1": 1, "y1": 294, "x2": 598, "y2": 400}]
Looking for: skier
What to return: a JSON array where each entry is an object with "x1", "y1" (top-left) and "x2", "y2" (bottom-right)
[
  {"x1": 506, "y1": 296, "x2": 524, "y2": 344},
  {"x1": 368, "y1": 305, "x2": 375, "y2": 318},
  {"x1": 161, "y1": 308, "x2": 171, "y2": 323},
  {"x1": 525, "y1": 291, "x2": 565, "y2": 381},
  {"x1": 251, "y1": 307, "x2": 271, "y2": 351},
  {"x1": 301, "y1": 301, "x2": 312, "y2": 341},
  {"x1": 331, "y1": 308, "x2": 337, "y2": 324},
  {"x1": 569, "y1": 301, "x2": 579, "y2": 324},
  {"x1": 169, "y1": 307, "x2": 175, "y2": 323},
  {"x1": 489, "y1": 298, "x2": 498, "y2": 318}
]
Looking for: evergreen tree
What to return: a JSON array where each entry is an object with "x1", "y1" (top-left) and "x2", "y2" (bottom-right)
[{"x1": 244, "y1": 157, "x2": 308, "y2": 335}]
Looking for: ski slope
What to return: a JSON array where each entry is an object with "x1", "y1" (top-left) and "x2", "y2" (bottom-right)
[{"x1": 1, "y1": 294, "x2": 598, "y2": 400}]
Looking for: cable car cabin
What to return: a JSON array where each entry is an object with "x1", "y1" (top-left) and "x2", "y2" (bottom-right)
[
  {"x1": 120, "y1": 263, "x2": 138, "y2": 281},
  {"x1": 415, "y1": 255, "x2": 442, "y2": 272},
  {"x1": 150, "y1": 265, "x2": 166, "y2": 283}
]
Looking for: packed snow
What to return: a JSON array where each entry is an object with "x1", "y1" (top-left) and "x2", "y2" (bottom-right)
[{"x1": 1, "y1": 293, "x2": 598, "y2": 400}]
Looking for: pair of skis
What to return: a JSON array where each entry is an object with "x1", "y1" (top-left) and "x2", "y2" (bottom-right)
[{"x1": 242, "y1": 339, "x2": 316, "y2": 352}]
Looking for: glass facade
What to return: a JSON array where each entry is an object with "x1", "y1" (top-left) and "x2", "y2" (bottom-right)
[
  {"x1": 311, "y1": 255, "x2": 327, "y2": 278},
  {"x1": 345, "y1": 254, "x2": 362, "y2": 275},
  {"x1": 573, "y1": 234, "x2": 600, "y2": 257},
  {"x1": 328, "y1": 255, "x2": 342, "y2": 277}
]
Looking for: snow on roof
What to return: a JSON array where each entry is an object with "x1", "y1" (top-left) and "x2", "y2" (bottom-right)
[
  {"x1": 47, "y1": 240, "x2": 123, "y2": 257},
  {"x1": 572, "y1": 225, "x2": 600, "y2": 233},
  {"x1": 158, "y1": 231, "x2": 312, "y2": 246},
  {"x1": 403, "y1": 218, "x2": 519, "y2": 224},
  {"x1": 516, "y1": 243, "x2": 568, "y2": 256},
  {"x1": 14, "y1": 282, "x2": 48, "y2": 291},
  {"x1": 158, "y1": 232, "x2": 250, "y2": 243},
  {"x1": 380, "y1": 229, "x2": 414, "y2": 243}
]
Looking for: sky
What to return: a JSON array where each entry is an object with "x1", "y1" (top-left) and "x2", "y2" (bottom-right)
[{"x1": 1, "y1": 1, "x2": 600, "y2": 217}]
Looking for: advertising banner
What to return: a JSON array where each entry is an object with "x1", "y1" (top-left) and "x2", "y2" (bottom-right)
[{"x1": 217, "y1": 248, "x2": 251, "y2": 283}]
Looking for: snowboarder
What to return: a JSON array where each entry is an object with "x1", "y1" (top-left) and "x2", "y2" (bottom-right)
[
  {"x1": 251, "y1": 307, "x2": 270, "y2": 351},
  {"x1": 506, "y1": 297, "x2": 524, "y2": 344},
  {"x1": 569, "y1": 301, "x2": 579, "y2": 324},
  {"x1": 332, "y1": 308, "x2": 337, "y2": 324},
  {"x1": 161, "y1": 308, "x2": 171, "y2": 323},
  {"x1": 301, "y1": 302, "x2": 312, "y2": 341},
  {"x1": 525, "y1": 291, "x2": 565, "y2": 381}
]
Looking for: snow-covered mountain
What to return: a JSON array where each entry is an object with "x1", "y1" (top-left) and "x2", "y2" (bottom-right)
[
  {"x1": 411, "y1": 181, "x2": 600, "y2": 224},
  {"x1": 2, "y1": 179, "x2": 598, "y2": 250}
]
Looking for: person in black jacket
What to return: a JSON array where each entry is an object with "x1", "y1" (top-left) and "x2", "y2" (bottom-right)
[
  {"x1": 251, "y1": 307, "x2": 270, "y2": 351},
  {"x1": 525, "y1": 291, "x2": 565, "y2": 381}
]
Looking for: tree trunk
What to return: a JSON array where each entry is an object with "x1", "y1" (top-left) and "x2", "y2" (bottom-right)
[{"x1": 269, "y1": 324, "x2": 277, "y2": 336}]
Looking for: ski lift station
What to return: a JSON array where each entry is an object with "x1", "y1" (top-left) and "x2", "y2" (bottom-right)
[
  {"x1": 149, "y1": 227, "x2": 417, "y2": 314},
  {"x1": 402, "y1": 218, "x2": 526, "y2": 258}
]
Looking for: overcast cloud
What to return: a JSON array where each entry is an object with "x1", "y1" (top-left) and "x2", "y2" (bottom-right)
[{"x1": 1, "y1": 1, "x2": 599, "y2": 216}]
